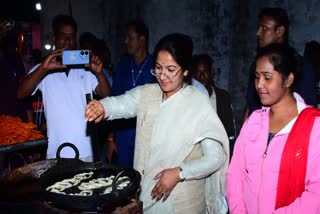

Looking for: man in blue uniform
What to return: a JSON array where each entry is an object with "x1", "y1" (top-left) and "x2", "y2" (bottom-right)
[{"x1": 107, "y1": 19, "x2": 155, "y2": 167}]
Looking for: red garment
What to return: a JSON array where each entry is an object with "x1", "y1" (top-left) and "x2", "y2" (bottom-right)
[{"x1": 275, "y1": 107, "x2": 320, "y2": 209}]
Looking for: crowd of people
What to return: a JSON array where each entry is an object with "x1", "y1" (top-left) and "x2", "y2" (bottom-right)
[{"x1": 1, "y1": 5, "x2": 320, "y2": 214}]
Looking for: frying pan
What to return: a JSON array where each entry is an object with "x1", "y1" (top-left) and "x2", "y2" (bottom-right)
[
  {"x1": 40, "y1": 161, "x2": 141, "y2": 211},
  {"x1": 3, "y1": 142, "x2": 79, "y2": 184},
  {"x1": 0, "y1": 142, "x2": 80, "y2": 200}
]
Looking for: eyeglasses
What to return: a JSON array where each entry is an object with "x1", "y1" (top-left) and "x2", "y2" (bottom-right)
[{"x1": 150, "y1": 68, "x2": 182, "y2": 79}]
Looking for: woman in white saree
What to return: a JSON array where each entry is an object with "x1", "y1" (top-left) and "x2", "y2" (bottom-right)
[{"x1": 85, "y1": 33, "x2": 229, "y2": 214}]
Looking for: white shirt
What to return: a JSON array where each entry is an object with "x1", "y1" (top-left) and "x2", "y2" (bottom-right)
[
  {"x1": 192, "y1": 78, "x2": 209, "y2": 96},
  {"x1": 30, "y1": 65, "x2": 98, "y2": 159}
]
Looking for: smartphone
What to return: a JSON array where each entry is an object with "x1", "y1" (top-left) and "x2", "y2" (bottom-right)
[{"x1": 62, "y1": 50, "x2": 90, "y2": 65}]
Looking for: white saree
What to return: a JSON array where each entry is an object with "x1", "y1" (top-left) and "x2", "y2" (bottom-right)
[{"x1": 101, "y1": 83, "x2": 229, "y2": 214}]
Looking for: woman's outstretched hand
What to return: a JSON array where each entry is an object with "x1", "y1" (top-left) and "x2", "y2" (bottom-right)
[{"x1": 85, "y1": 100, "x2": 105, "y2": 123}]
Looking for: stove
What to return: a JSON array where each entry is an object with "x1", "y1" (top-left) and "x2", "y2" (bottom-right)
[
  {"x1": 0, "y1": 199, "x2": 142, "y2": 214},
  {"x1": 0, "y1": 180, "x2": 143, "y2": 214},
  {"x1": 0, "y1": 183, "x2": 142, "y2": 214}
]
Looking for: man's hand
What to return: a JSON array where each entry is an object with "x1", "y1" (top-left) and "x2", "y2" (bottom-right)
[
  {"x1": 85, "y1": 52, "x2": 103, "y2": 76},
  {"x1": 16, "y1": 48, "x2": 67, "y2": 99},
  {"x1": 86, "y1": 52, "x2": 111, "y2": 98},
  {"x1": 39, "y1": 48, "x2": 67, "y2": 72}
]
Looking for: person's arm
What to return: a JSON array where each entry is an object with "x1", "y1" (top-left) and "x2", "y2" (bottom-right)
[
  {"x1": 274, "y1": 119, "x2": 320, "y2": 213},
  {"x1": 150, "y1": 139, "x2": 225, "y2": 202},
  {"x1": 17, "y1": 65, "x2": 47, "y2": 99},
  {"x1": 95, "y1": 72, "x2": 111, "y2": 98},
  {"x1": 217, "y1": 89, "x2": 236, "y2": 138},
  {"x1": 85, "y1": 85, "x2": 142, "y2": 123},
  {"x1": 100, "y1": 86, "x2": 141, "y2": 120},
  {"x1": 17, "y1": 49, "x2": 66, "y2": 99},
  {"x1": 106, "y1": 132, "x2": 117, "y2": 162},
  {"x1": 87, "y1": 54, "x2": 111, "y2": 98},
  {"x1": 226, "y1": 127, "x2": 248, "y2": 214},
  {"x1": 179, "y1": 139, "x2": 224, "y2": 179},
  {"x1": 103, "y1": 68, "x2": 113, "y2": 87}
]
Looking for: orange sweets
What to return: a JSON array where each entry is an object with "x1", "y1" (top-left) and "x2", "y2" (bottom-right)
[{"x1": 0, "y1": 115, "x2": 44, "y2": 146}]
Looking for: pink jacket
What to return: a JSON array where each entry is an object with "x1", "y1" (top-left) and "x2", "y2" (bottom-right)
[{"x1": 226, "y1": 94, "x2": 320, "y2": 214}]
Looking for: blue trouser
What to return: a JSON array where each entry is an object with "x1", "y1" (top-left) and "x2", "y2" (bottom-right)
[{"x1": 114, "y1": 128, "x2": 136, "y2": 168}]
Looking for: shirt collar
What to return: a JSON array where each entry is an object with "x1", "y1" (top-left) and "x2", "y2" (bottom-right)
[
  {"x1": 277, "y1": 92, "x2": 307, "y2": 135},
  {"x1": 160, "y1": 84, "x2": 187, "y2": 107}
]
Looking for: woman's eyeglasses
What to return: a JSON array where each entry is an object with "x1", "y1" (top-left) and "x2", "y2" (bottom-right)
[{"x1": 150, "y1": 68, "x2": 182, "y2": 79}]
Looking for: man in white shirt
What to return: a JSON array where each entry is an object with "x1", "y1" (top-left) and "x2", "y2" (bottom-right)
[{"x1": 17, "y1": 15, "x2": 111, "y2": 161}]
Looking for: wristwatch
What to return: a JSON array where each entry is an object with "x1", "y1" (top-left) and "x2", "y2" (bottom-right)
[{"x1": 179, "y1": 166, "x2": 186, "y2": 182}]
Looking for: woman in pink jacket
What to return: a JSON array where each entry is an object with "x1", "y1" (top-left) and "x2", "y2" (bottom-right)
[{"x1": 226, "y1": 43, "x2": 320, "y2": 214}]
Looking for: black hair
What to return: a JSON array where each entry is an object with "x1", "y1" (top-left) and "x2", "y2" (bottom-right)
[
  {"x1": 259, "y1": 7, "x2": 289, "y2": 43},
  {"x1": 127, "y1": 19, "x2": 149, "y2": 49},
  {"x1": 304, "y1": 40, "x2": 320, "y2": 59},
  {"x1": 79, "y1": 32, "x2": 111, "y2": 69},
  {"x1": 153, "y1": 33, "x2": 193, "y2": 84},
  {"x1": 192, "y1": 54, "x2": 213, "y2": 70},
  {"x1": 79, "y1": 32, "x2": 98, "y2": 49},
  {"x1": 255, "y1": 43, "x2": 299, "y2": 89},
  {"x1": 52, "y1": 15, "x2": 77, "y2": 35}
]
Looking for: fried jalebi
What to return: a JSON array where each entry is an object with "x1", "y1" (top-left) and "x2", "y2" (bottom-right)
[{"x1": 0, "y1": 114, "x2": 44, "y2": 146}]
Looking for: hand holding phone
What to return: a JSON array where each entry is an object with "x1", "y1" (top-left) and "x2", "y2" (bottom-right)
[{"x1": 62, "y1": 50, "x2": 90, "y2": 65}]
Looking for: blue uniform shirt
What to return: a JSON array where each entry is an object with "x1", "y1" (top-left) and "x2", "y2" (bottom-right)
[{"x1": 111, "y1": 54, "x2": 156, "y2": 167}]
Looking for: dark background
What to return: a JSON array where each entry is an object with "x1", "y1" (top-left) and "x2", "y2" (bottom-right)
[
  {"x1": 0, "y1": 0, "x2": 40, "y2": 23},
  {"x1": 2, "y1": 0, "x2": 320, "y2": 131}
]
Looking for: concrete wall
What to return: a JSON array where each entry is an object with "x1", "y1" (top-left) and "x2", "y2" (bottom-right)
[{"x1": 40, "y1": 0, "x2": 320, "y2": 131}]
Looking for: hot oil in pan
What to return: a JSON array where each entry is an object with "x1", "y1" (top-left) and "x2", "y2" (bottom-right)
[
  {"x1": 46, "y1": 169, "x2": 131, "y2": 196},
  {"x1": 41, "y1": 166, "x2": 141, "y2": 211}
]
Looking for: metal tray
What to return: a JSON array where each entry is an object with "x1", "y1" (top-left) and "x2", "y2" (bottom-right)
[{"x1": 0, "y1": 138, "x2": 48, "y2": 152}]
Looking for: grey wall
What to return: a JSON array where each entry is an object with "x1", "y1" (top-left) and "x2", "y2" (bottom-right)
[{"x1": 40, "y1": 0, "x2": 320, "y2": 132}]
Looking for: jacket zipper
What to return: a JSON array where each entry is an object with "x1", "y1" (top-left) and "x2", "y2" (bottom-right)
[
  {"x1": 258, "y1": 135, "x2": 273, "y2": 213},
  {"x1": 262, "y1": 133, "x2": 274, "y2": 158},
  {"x1": 257, "y1": 156, "x2": 265, "y2": 214},
  {"x1": 262, "y1": 144, "x2": 269, "y2": 158}
]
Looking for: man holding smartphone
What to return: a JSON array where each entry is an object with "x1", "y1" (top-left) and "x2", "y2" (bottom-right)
[{"x1": 17, "y1": 15, "x2": 111, "y2": 161}]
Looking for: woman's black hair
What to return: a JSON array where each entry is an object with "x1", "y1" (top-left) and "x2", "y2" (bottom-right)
[
  {"x1": 255, "y1": 43, "x2": 300, "y2": 89},
  {"x1": 153, "y1": 33, "x2": 193, "y2": 84}
]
